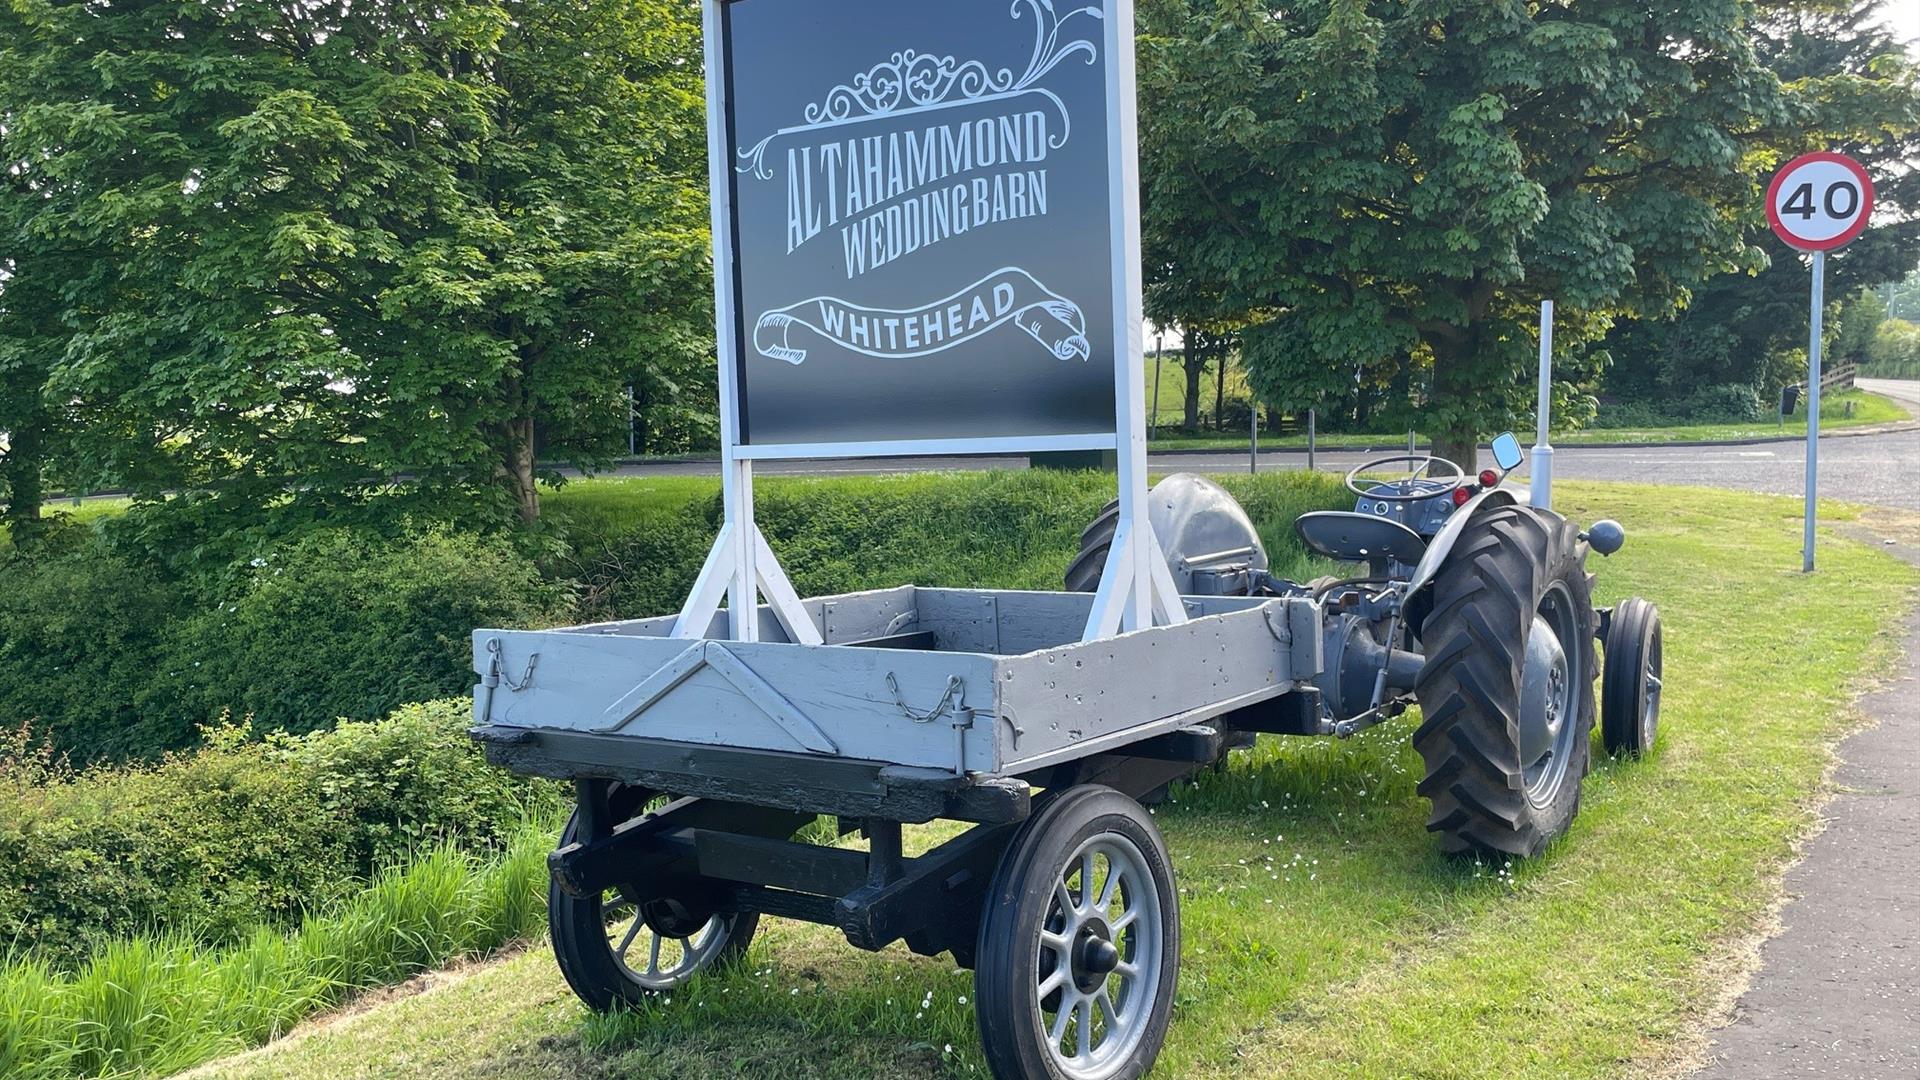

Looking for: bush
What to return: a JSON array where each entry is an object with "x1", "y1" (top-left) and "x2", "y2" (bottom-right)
[
  {"x1": 1866, "y1": 317, "x2": 1920, "y2": 378},
  {"x1": 0, "y1": 527, "x2": 574, "y2": 760},
  {"x1": 546, "y1": 469, "x2": 1355, "y2": 623},
  {"x1": 1589, "y1": 382, "x2": 1765, "y2": 428},
  {"x1": 0, "y1": 539, "x2": 192, "y2": 759},
  {"x1": 0, "y1": 699, "x2": 563, "y2": 971},
  {"x1": 165, "y1": 529, "x2": 575, "y2": 742}
]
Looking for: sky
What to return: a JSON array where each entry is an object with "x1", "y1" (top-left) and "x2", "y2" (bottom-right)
[{"x1": 1885, "y1": 0, "x2": 1920, "y2": 46}]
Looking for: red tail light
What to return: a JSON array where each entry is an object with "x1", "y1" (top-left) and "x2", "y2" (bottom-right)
[
  {"x1": 1479, "y1": 470, "x2": 1499, "y2": 487},
  {"x1": 1451, "y1": 487, "x2": 1473, "y2": 506}
]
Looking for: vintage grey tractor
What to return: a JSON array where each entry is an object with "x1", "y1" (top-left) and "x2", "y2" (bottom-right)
[
  {"x1": 1067, "y1": 433, "x2": 1663, "y2": 855},
  {"x1": 470, "y1": 434, "x2": 1662, "y2": 1080}
]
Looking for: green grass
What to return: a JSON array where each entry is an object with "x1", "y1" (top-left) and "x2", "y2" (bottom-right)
[
  {"x1": 180, "y1": 481, "x2": 1917, "y2": 1080},
  {"x1": 1145, "y1": 388, "x2": 1911, "y2": 451},
  {"x1": 0, "y1": 820, "x2": 557, "y2": 1080}
]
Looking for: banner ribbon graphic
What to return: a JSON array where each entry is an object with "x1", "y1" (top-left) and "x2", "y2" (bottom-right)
[{"x1": 753, "y1": 267, "x2": 1091, "y2": 366}]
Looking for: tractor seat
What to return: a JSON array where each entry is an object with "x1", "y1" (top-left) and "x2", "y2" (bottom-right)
[{"x1": 1293, "y1": 511, "x2": 1429, "y2": 567}]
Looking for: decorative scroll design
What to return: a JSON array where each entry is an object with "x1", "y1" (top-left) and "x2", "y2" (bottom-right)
[
  {"x1": 752, "y1": 267, "x2": 1090, "y2": 365},
  {"x1": 738, "y1": 0, "x2": 1102, "y2": 180}
]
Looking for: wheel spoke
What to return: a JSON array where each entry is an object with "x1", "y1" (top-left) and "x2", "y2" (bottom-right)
[
  {"x1": 1112, "y1": 907, "x2": 1140, "y2": 932},
  {"x1": 1055, "y1": 878, "x2": 1078, "y2": 920},
  {"x1": 1097, "y1": 860, "x2": 1125, "y2": 910},
  {"x1": 1040, "y1": 928, "x2": 1071, "y2": 956},
  {"x1": 1076, "y1": 997, "x2": 1093, "y2": 1057},
  {"x1": 614, "y1": 918, "x2": 644, "y2": 962},
  {"x1": 646, "y1": 930, "x2": 663, "y2": 975},
  {"x1": 1080, "y1": 850, "x2": 1096, "y2": 909},
  {"x1": 1048, "y1": 994, "x2": 1075, "y2": 1046},
  {"x1": 1038, "y1": 966, "x2": 1067, "y2": 999},
  {"x1": 1097, "y1": 987, "x2": 1119, "y2": 1028}
]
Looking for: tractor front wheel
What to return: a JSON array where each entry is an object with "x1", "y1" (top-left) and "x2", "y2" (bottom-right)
[{"x1": 1413, "y1": 504, "x2": 1598, "y2": 858}]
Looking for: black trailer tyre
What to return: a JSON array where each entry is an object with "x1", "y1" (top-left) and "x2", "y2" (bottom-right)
[
  {"x1": 1601, "y1": 597, "x2": 1663, "y2": 756},
  {"x1": 549, "y1": 796, "x2": 758, "y2": 1011},
  {"x1": 1413, "y1": 504, "x2": 1599, "y2": 858},
  {"x1": 1065, "y1": 499, "x2": 1121, "y2": 592},
  {"x1": 975, "y1": 786, "x2": 1179, "y2": 1080}
]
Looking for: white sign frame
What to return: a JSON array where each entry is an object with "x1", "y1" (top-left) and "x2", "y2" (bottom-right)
[{"x1": 675, "y1": 0, "x2": 1182, "y2": 645}]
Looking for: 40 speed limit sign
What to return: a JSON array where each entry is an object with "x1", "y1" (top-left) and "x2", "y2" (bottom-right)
[
  {"x1": 1767, "y1": 151, "x2": 1874, "y2": 252},
  {"x1": 1766, "y1": 150, "x2": 1874, "y2": 575}
]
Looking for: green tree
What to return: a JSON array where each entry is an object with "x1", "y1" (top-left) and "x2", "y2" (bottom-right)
[
  {"x1": 1601, "y1": 1, "x2": 1920, "y2": 406},
  {"x1": 1, "y1": 0, "x2": 710, "y2": 541},
  {"x1": 1138, "y1": 0, "x2": 1917, "y2": 465}
]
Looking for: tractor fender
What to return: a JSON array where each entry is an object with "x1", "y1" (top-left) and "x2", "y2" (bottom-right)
[{"x1": 1404, "y1": 487, "x2": 1531, "y2": 599}]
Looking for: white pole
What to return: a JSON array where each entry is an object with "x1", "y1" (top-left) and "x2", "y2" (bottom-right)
[
  {"x1": 1805, "y1": 250, "x2": 1824, "y2": 573},
  {"x1": 1531, "y1": 301, "x2": 1555, "y2": 510}
]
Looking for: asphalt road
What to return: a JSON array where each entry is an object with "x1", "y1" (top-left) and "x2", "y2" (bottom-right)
[{"x1": 611, "y1": 378, "x2": 1920, "y2": 511}]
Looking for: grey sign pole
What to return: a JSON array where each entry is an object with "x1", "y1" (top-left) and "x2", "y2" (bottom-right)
[
  {"x1": 1306, "y1": 408, "x2": 1316, "y2": 472},
  {"x1": 1804, "y1": 249, "x2": 1824, "y2": 573}
]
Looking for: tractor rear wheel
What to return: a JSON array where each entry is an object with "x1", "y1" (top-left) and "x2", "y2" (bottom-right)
[
  {"x1": 1413, "y1": 504, "x2": 1598, "y2": 858},
  {"x1": 1065, "y1": 499, "x2": 1121, "y2": 592}
]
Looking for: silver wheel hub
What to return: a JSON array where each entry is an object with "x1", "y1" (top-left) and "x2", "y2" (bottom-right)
[
  {"x1": 1036, "y1": 835, "x2": 1164, "y2": 1080},
  {"x1": 602, "y1": 893, "x2": 731, "y2": 991},
  {"x1": 1519, "y1": 584, "x2": 1582, "y2": 808}
]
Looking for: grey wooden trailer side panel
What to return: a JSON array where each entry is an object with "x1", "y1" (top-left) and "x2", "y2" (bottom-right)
[
  {"x1": 995, "y1": 601, "x2": 1308, "y2": 772},
  {"x1": 476, "y1": 587, "x2": 1320, "y2": 777},
  {"x1": 474, "y1": 626, "x2": 1000, "y2": 772}
]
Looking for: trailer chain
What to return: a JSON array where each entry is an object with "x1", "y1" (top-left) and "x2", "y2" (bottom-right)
[
  {"x1": 484, "y1": 637, "x2": 539, "y2": 693},
  {"x1": 885, "y1": 671, "x2": 965, "y2": 723}
]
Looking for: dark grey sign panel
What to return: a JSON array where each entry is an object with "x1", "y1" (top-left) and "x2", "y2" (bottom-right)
[{"x1": 722, "y1": 0, "x2": 1119, "y2": 448}]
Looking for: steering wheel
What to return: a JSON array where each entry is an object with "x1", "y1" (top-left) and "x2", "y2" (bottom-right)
[{"x1": 1345, "y1": 454, "x2": 1467, "y2": 503}]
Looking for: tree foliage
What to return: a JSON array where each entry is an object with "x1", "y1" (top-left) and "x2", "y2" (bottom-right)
[
  {"x1": 1138, "y1": 0, "x2": 1920, "y2": 464},
  {"x1": 0, "y1": 0, "x2": 712, "y2": 540},
  {"x1": 1601, "y1": 1, "x2": 1920, "y2": 404}
]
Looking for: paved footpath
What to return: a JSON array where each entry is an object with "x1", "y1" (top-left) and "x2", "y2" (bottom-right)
[{"x1": 1691, "y1": 536, "x2": 1920, "y2": 1079}]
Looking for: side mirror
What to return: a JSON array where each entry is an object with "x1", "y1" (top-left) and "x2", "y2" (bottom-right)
[{"x1": 1490, "y1": 432, "x2": 1524, "y2": 472}]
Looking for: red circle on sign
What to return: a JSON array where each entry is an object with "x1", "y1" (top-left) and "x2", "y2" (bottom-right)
[{"x1": 1767, "y1": 151, "x2": 1874, "y2": 252}]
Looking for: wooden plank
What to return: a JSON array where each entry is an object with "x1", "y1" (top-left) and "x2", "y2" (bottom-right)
[
  {"x1": 471, "y1": 628, "x2": 997, "y2": 771},
  {"x1": 995, "y1": 599, "x2": 1307, "y2": 769}
]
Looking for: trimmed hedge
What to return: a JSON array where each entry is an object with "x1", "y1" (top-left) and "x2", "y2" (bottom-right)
[
  {"x1": 545, "y1": 469, "x2": 1354, "y2": 624},
  {"x1": 0, "y1": 528, "x2": 573, "y2": 760},
  {"x1": 0, "y1": 699, "x2": 563, "y2": 970}
]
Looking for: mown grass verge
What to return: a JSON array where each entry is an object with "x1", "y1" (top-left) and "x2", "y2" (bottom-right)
[
  {"x1": 0, "y1": 819, "x2": 556, "y2": 1080},
  {"x1": 177, "y1": 481, "x2": 1918, "y2": 1080},
  {"x1": 1144, "y1": 388, "x2": 1910, "y2": 451}
]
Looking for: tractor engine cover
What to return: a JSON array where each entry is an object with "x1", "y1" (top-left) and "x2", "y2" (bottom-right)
[{"x1": 1148, "y1": 474, "x2": 1269, "y2": 596}]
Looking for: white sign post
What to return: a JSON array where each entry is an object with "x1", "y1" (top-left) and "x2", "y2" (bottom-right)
[
  {"x1": 1531, "y1": 301, "x2": 1554, "y2": 511},
  {"x1": 1766, "y1": 152, "x2": 1874, "y2": 573},
  {"x1": 681, "y1": 0, "x2": 1182, "y2": 643}
]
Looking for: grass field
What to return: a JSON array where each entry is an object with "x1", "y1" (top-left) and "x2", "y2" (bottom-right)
[
  {"x1": 179, "y1": 480, "x2": 1918, "y2": 1080},
  {"x1": 1145, "y1": 388, "x2": 1911, "y2": 451}
]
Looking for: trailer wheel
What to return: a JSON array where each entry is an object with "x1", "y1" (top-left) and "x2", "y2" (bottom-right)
[
  {"x1": 1413, "y1": 505, "x2": 1598, "y2": 858},
  {"x1": 1601, "y1": 597, "x2": 1662, "y2": 756},
  {"x1": 1065, "y1": 499, "x2": 1121, "y2": 592},
  {"x1": 549, "y1": 795, "x2": 757, "y2": 1010},
  {"x1": 974, "y1": 785, "x2": 1178, "y2": 1080}
]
